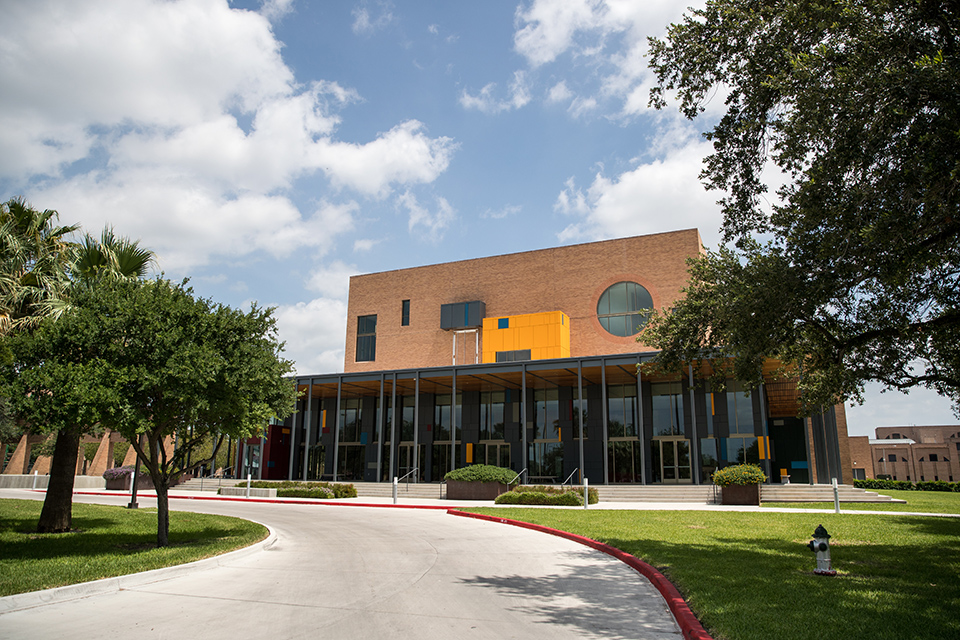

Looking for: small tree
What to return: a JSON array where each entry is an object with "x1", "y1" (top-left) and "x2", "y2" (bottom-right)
[{"x1": 4, "y1": 277, "x2": 296, "y2": 546}]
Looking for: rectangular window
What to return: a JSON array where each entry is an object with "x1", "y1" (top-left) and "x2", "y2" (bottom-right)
[
  {"x1": 356, "y1": 315, "x2": 377, "y2": 362},
  {"x1": 929, "y1": 453, "x2": 939, "y2": 462},
  {"x1": 480, "y1": 391, "x2": 505, "y2": 440},
  {"x1": 533, "y1": 388, "x2": 560, "y2": 441},
  {"x1": 498, "y1": 317, "x2": 509, "y2": 329},
  {"x1": 888, "y1": 454, "x2": 897, "y2": 462},
  {"x1": 651, "y1": 382, "x2": 684, "y2": 436},
  {"x1": 726, "y1": 381, "x2": 754, "y2": 435},
  {"x1": 401, "y1": 300, "x2": 410, "y2": 326}
]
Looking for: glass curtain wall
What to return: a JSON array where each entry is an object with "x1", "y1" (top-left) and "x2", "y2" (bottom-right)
[
  {"x1": 479, "y1": 391, "x2": 509, "y2": 467},
  {"x1": 431, "y1": 393, "x2": 462, "y2": 480},
  {"x1": 529, "y1": 387, "x2": 562, "y2": 482},
  {"x1": 650, "y1": 381, "x2": 691, "y2": 483},
  {"x1": 725, "y1": 380, "x2": 759, "y2": 465},
  {"x1": 336, "y1": 397, "x2": 365, "y2": 481},
  {"x1": 607, "y1": 383, "x2": 642, "y2": 482},
  {"x1": 701, "y1": 386, "x2": 719, "y2": 481}
]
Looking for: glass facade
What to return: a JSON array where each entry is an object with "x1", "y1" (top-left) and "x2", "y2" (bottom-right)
[{"x1": 275, "y1": 356, "x2": 837, "y2": 486}]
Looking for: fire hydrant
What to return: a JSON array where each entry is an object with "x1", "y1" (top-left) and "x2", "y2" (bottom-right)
[{"x1": 806, "y1": 524, "x2": 837, "y2": 576}]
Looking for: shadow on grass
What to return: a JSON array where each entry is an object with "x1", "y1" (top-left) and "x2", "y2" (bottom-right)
[
  {"x1": 597, "y1": 525, "x2": 960, "y2": 640},
  {"x1": 457, "y1": 548, "x2": 679, "y2": 640}
]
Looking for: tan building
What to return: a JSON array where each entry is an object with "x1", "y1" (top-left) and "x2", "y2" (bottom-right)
[
  {"x1": 253, "y1": 230, "x2": 852, "y2": 486},
  {"x1": 851, "y1": 426, "x2": 960, "y2": 482}
]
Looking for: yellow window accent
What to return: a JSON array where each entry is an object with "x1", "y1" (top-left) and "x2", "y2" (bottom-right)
[{"x1": 466, "y1": 442, "x2": 473, "y2": 463}]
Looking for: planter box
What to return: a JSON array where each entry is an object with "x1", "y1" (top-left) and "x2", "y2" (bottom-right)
[
  {"x1": 105, "y1": 475, "x2": 154, "y2": 491},
  {"x1": 721, "y1": 484, "x2": 761, "y2": 505},
  {"x1": 446, "y1": 480, "x2": 510, "y2": 500}
]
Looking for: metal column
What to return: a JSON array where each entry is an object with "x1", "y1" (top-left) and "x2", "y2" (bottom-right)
[
  {"x1": 638, "y1": 357, "x2": 646, "y2": 485},
  {"x1": 302, "y1": 381, "x2": 313, "y2": 482},
  {"x1": 688, "y1": 364, "x2": 701, "y2": 485},
  {"x1": 601, "y1": 358, "x2": 609, "y2": 485},
  {"x1": 413, "y1": 373, "x2": 420, "y2": 481},
  {"x1": 376, "y1": 374, "x2": 384, "y2": 481},
  {"x1": 332, "y1": 376, "x2": 342, "y2": 482},
  {"x1": 521, "y1": 364, "x2": 527, "y2": 484},
  {"x1": 758, "y1": 380, "x2": 773, "y2": 482},
  {"x1": 577, "y1": 360, "x2": 585, "y2": 484}
]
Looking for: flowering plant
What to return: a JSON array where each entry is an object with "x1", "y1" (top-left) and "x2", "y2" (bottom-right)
[{"x1": 103, "y1": 466, "x2": 134, "y2": 480}]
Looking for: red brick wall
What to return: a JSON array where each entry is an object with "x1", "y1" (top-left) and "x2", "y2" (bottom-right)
[{"x1": 344, "y1": 229, "x2": 702, "y2": 372}]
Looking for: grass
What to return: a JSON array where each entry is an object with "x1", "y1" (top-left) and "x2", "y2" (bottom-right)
[
  {"x1": 0, "y1": 499, "x2": 268, "y2": 597},
  {"x1": 466, "y1": 507, "x2": 960, "y2": 640},
  {"x1": 763, "y1": 488, "x2": 960, "y2": 514}
]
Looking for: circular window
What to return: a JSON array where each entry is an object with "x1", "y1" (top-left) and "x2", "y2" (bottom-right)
[{"x1": 597, "y1": 281, "x2": 653, "y2": 337}]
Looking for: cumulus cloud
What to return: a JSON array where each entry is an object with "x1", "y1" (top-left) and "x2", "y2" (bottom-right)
[
  {"x1": 0, "y1": 0, "x2": 455, "y2": 272},
  {"x1": 352, "y1": 2, "x2": 395, "y2": 35},
  {"x1": 481, "y1": 205, "x2": 522, "y2": 220},
  {"x1": 304, "y1": 260, "x2": 358, "y2": 299},
  {"x1": 397, "y1": 191, "x2": 456, "y2": 242},
  {"x1": 555, "y1": 135, "x2": 723, "y2": 249},
  {"x1": 274, "y1": 297, "x2": 348, "y2": 375},
  {"x1": 460, "y1": 71, "x2": 531, "y2": 114},
  {"x1": 260, "y1": 0, "x2": 295, "y2": 22},
  {"x1": 512, "y1": 0, "x2": 707, "y2": 119}
]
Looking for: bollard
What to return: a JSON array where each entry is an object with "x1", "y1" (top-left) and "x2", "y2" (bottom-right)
[
  {"x1": 393, "y1": 477, "x2": 398, "y2": 504},
  {"x1": 583, "y1": 477, "x2": 589, "y2": 509},
  {"x1": 832, "y1": 477, "x2": 840, "y2": 514},
  {"x1": 246, "y1": 473, "x2": 252, "y2": 499},
  {"x1": 32, "y1": 470, "x2": 38, "y2": 490}
]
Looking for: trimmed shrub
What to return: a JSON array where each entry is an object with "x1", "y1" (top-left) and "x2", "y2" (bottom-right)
[
  {"x1": 915, "y1": 481, "x2": 955, "y2": 492},
  {"x1": 444, "y1": 464, "x2": 517, "y2": 485},
  {"x1": 242, "y1": 480, "x2": 357, "y2": 498},
  {"x1": 854, "y1": 479, "x2": 916, "y2": 491},
  {"x1": 712, "y1": 463, "x2": 767, "y2": 487},
  {"x1": 278, "y1": 487, "x2": 334, "y2": 499},
  {"x1": 494, "y1": 485, "x2": 599, "y2": 505}
]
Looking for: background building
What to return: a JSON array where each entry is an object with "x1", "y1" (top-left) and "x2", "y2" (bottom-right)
[
  {"x1": 850, "y1": 426, "x2": 960, "y2": 482},
  {"x1": 250, "y1": 230, "x2": 852, "y2": 486}
]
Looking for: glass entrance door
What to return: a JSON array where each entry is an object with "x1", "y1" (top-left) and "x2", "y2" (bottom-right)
[
  {"x1": 652, "y1": 438, "x2": 691, "y2": 484},
  {"x1": 608, "y1": 439, "x2": 642, "y2": 483},
  {"x1": 397, "y1": 443, "x2": 424, "y2": 481},
  {"x1": 482, "y1": 442, "x2": 510, "y2": 468}
]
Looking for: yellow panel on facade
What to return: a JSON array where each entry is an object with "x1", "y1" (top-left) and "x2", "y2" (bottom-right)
[{"x1": 481, "y1": 311, "x2": 571, "y2": 363}]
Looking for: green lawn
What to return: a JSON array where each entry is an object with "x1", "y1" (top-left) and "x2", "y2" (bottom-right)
[
  {"x1": 0, "y1": 499, "x2": 268, "y2": 596},
  {"x1": 763, "y1": 488, "x2": 960, "y2": 514},
  {"x1": 466, "y1": 508, "x2": 960, "y2": 640}
]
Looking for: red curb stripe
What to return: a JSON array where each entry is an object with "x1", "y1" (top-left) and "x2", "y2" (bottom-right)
[
  {"x1": 68, "y1": 491, "x2": 453, "y2": 509},
  {"x1": 447, "y1": 509, "x2": 713, "y2": 640}
]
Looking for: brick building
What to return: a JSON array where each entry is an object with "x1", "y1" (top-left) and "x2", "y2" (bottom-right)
[
  {"x1": 850, "y1": 426, "x2": 960, "y2": 482},
  {"x1": 248, "y1": 230, "x2": 852, "y2": 486}
]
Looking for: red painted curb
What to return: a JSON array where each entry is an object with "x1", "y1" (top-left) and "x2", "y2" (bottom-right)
[
  {"x1": 447, "y1": 509, "x2": 713, "y2": 640},
  {"x1": 68, "y1": 491, "x2": 452, "y2": 510}
]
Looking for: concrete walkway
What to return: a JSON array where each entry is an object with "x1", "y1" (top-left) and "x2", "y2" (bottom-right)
[{"x1": 0, "y1": 490, "x2": 685, "y2": 639}]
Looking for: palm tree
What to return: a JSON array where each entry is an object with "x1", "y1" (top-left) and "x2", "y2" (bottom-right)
[
  {"x1": 0, "y1": 197, "x2": 79, "y2": 334},
  {"x1": 73, "y1": 227, "x2": 155, "y2": 283}
]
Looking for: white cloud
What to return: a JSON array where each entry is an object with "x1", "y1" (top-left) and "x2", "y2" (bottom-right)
[
  {"x1": 352, "y1": 2, "x2": 394, "y2": 35},
  {"x1": 481, "y1": 205, "x2": 522, "y2": 220},
  {"x1": 274, "y1": 297, "x2": 348, "y2": 375},
  {"x1": 547, "y1": 81, "x2": 573, "y2": 103},
  {"x1": 260, "y1": 0, "x2": 295, "y2": 22},
  {"x1": 845, "y1": 384, "x2": 958, "y2": 437},
  {"x1": 397, "y1": 191, "x2": 455, "y2": 242},
  {"x1": 353, "y1": 238, "x2": 382, "y2": 252},
  {"x1": 304, "y1": 260, "x2": 358, "y2": 298},
  {"x1": 555, "y1": 134, "x2": 723, "y2": 249},
  {"x1": 460, "y1": 71, "x2": 531, "y2": 114},
  {"x1": 514, "y1": 0, "x2": 607, "y2": 67},
  {"x1": 0, "y1": 0, "x2": 455, "y2": 272}
]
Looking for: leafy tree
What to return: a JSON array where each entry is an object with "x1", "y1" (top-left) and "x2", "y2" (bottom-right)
[
  {"x1": 644, "y1": 0, "x2": 960, "y2": 412},
  {"x1": 3, "y1": 277, "x2": 297, "y2": 546}
]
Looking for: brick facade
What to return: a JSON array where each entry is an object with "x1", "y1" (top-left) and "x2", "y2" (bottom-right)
[{"x1": 344, "y1": 229, "x2": 702, "y2": 372}]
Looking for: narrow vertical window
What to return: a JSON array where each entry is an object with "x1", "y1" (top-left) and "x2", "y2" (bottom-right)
[
  {"x1": 356, "y1": 315, "x2": 377, "y2": 362},
  {"x1": 401, "y1": 299, "x2": 410, "y2": 326}
]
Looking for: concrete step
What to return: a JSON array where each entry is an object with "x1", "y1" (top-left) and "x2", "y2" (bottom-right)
[{"x1": 761, "y1": 485, "x2": 904, "y2": 503}]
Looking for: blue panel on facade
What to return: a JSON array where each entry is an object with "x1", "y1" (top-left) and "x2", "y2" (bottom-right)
[
  {"x1": 360, "y1": 433, "x2": 368, "y2": 445},
  {"x1": 792, "y1": 461, "x2": 809, "y2": 469},
  {"x1": 498, "y1": 317, "x2": 509, "y2": 329}
]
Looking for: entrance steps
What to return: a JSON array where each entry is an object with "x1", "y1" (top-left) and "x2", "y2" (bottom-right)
[
  {"x1": 175, "y1": 477, "x2": 235, "y2": 492},
  {"x1": 760, "y1": 484, "x2": 904, "y2": 503},
  {"x1": 594, "y1": 485, "x2": 718, "y2": 503}
]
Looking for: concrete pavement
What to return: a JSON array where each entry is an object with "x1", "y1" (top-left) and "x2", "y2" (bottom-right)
[{"x1": 0, "y1": 490, "x2": 685, "y2": 639}]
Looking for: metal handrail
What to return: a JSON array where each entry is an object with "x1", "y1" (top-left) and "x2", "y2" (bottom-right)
[
  {"x1": 562, "y1": 468, "x2": 579, "y2": 486},
  {"x1": 397, "y1": 467, "x2": 419, "y2": 484},
  {"x1": 509, "y1": 468, "x2": 527, "y2": 485}
]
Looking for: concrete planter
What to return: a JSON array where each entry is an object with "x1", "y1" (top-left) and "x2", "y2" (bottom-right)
[
  {"x1": 446, "y1": 480, "x2": 510, "y2": 500},
  {"x1": 721, "y1": 483, "x2": 761, "y2": 505},
  {"x1": 105, "y1": 475, "x2": 154, "y2": 491}
]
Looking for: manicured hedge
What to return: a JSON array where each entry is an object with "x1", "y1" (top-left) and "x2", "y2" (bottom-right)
[
  {"x1": 855, "y1": 478, "x2": 960, "y2": 492},
  {"x1": 444, "y1": 464, "x2": 518, "y2": 484},
  {"x1": 494, "y1": 485, "x2": 599, "y2": 505},
  {"x1": 243, "y1": 480, "x2": 357, "y2": 498},
  {"x1": 711, "y1": 463, "x2": 767, "y2": 487}
]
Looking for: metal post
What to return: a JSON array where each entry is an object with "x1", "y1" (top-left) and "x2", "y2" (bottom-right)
[
  {"x1": 413, "y1": 374, "x2": 420, "y2": 481},
  {"x1": 637, "y1": 356, "x2": 646, "y2": 485},
  {"x1": 521, "y1": 364, "x2": 528, "y2": 484},
  {"x1": 689, "y1": 364, "x2": 701, "y2": 485},
  {"x1": 832, "y1": 477, "x2": 840, "y2": 513},
  {"x1": 246, "y1": 473, "x2": 251, "y2": 498},
  {"x1": 393, "y1": 476, "x2": 398, "y2": 504},
  {"x1": 577, "y1": 361, "x2": 585, "y2": 485},
  {"x1": 127, "y1": 436, "x2": 141, "y2": 509},
  {"x1": 601, "y1": 358, "x2": 609, "y2": 485},
  {"x1": 583, "y1": 477, "x2": 589, "y2": 509},
  {"x1": 32, "y1": 470, "x2": 38, "y2": 490},
  {"x1": 333, "y1": 376, "x2": 342, "y2": 482}
]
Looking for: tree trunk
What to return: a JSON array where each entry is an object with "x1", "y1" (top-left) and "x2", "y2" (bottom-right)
[
  {"x1": 155, "y1": 476, "x2": 170, "y2": 548},
  {"x1": 36, "y1": 425, "x2": 80, "y2": 533}
]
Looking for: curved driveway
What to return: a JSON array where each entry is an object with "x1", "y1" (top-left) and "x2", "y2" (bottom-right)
[{"x1": 1, "y1": 492, "x2": 681, "y2": 639}]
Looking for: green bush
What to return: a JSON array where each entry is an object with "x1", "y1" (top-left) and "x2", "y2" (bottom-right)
[
  {"x1": 915, "y1": 481, "x2": 955, "y2": 492},
  {"x1": 444, "y1": 464, "x2": 517, "y2": 485},
  {"x1": 278, "y1": 487, "x2": 334, "y2": 499},
  {"x1": 855, "y1": 479, "x2": 916, "y2": 491},
  {"x1": 494, "y1": 486, "x2": 598, "y2": 505},
  {"x1": 712, "y1": 463, "x2": 767, "y2": 487},
  {"x1": 241, "y1": 480, "x2": 357, "y2": 498}
]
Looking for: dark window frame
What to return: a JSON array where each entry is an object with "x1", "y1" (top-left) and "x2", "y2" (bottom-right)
[
  {"x1": 356, "y1": 314, "x2": 377, "y2": 362},
  {"x1": 401, "y1": 300, "x2": 410, "y2": 326}
]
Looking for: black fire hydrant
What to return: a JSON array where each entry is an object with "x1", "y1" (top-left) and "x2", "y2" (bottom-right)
[{"x1": 806, "y1": 524, "x2": 837, "y2": 576}]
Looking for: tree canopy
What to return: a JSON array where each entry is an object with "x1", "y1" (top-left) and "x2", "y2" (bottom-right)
[
  {"x1": 3, "y1": 277, "x2": 297, "y2": 545},
  {"x1": 644, "y1": 0, "x2": 959, "y2": 413}
]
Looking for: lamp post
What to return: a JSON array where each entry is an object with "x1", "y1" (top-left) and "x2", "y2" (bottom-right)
[{"x1": 126, "y1": 435, "x2": 142, "y2": 509}]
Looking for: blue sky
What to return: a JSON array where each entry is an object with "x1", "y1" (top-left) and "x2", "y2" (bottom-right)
[{"x1": 1, "y1": 0, "x2": 954, "y2": 435}]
